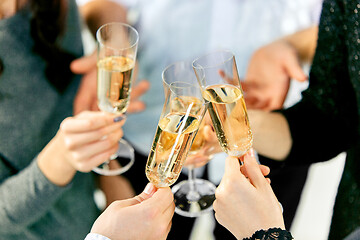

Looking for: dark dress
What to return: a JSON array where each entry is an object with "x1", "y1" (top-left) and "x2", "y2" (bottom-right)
[
  {"x1": 240, "y1": 1, "x2": 360, "y2": 239},
  {"x1": 279, "y1": 0, "x2": 360, "y2": 239}
]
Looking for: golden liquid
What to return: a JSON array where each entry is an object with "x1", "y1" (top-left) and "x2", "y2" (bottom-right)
[
  {"x1": 97, "y1": 56, "x2": 134, "y2": 113},
  {"x1": 170, "y1": 96, "x2": 205, "y2": 154},
  {"x1": 146, "y1": 112, "x2": 200, "y2": 187},
  {"x1": 203, "y1": 84, "x2": 253, "y2": 157}
]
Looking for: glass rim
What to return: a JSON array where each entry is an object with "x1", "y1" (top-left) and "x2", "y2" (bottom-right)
[
  {"x1": 192, "y1": 49, "x2": 234, "y2": 70},
  {"x1": 96, "y1": 22, "x2": 139, "y2": 51},
  {"x1": 162, "y1": 61, "x2": 197, "y2": 87}
]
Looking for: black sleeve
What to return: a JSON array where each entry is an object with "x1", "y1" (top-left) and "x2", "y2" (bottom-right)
[
  {"x1": 243, "y1": 228, "x2": 293, "y2": 240},
  {"x1": 279, "y1": 0, "x2": 358, "y2": 166}
]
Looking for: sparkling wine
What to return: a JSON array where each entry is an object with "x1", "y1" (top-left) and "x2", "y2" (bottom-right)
[
  {"x1": 97, "y1": 56, "x2": 134, "y2": 113},
  {"x1": 203, "y1": 84, "x2": 253, "y2": 157},
  {"x1": 146, "y1": 112, "x2": 201, "y2": 187},
  {"x1": 170, "y1": 96, "x2": 205, "y2": 154}
]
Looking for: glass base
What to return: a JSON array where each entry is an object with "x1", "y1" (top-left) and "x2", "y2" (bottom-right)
[
  {"x1": 93, "y1": 138, "x2": 135, "y2": 176},
  {"x1": 172, "y1": 179, "x2": 216, "y2": 217}
]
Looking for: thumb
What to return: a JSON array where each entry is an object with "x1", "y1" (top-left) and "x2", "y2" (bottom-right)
[
  {"x1": 117, "y1": 183, "x2": 157, "y2": 208},
  {"x1": 70, "y1": 51, "x2": 97, "y2": 74},
  {"x1": 132, "y1": 183, "x2": 157, "y2": 205},
  {"x1": 284, "y1": 54, "x2": 308, "y2": 82}
]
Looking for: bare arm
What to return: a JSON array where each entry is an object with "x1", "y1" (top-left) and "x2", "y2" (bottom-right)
[
  {"x1": 245, "y1": 26, "x2": 318, "y2": 110},
  {"x1": 248, "y1": 110, "x2": 292, "y2": 161},
  {"x1": 79, "y1": 0, "x2": 127, "y2": 37},
  {"x1": 282, "y1": 25, "x2": 318, "y2": 63}
]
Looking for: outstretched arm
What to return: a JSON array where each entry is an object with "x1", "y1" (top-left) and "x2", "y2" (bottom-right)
[{"x1": 244, "y1": 26, "x2": 318, "y2": 110}]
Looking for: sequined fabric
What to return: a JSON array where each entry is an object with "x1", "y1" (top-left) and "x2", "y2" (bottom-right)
[
  {"x1": 281, "y1": 0, "x2": 360, "y2": 239},
  {"x1": 243, "y1": 228, "x2": 293, "y2": 240}
]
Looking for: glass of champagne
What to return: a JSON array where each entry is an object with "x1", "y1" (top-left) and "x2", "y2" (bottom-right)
[
  {"x1": 93, "y1": 22, "x2": 138, "y2": 176},
  {"x1": 160, "y1": 61, "x2": 216, "y2": 217},
  {"x1": 192, "y1": 50, "x2": 253, "y2": 159},
  {"x1": 145, "y1": 61, "x2": 207, "y2": 189}
]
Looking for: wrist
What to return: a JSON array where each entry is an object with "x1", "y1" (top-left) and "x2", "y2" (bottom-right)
[{"x1": 37, "y1": 135, "x2": 77, "y2": 186}]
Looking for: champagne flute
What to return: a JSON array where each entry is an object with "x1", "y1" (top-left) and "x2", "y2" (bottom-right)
[
  {"x1": 93, "y1": 22, "x2": 138, "y2": 176},
  {"x1": 192, "y1": 50, "x2": 253, "y2": 159},
  {"x1": 145, "y1": 62, "x2": 207, "y2": 188},
  {"x1": 160, "y1": 61, "x2": 216, "y2": 217},
  {"x1": 192, "y1": 50, "x2": 285, "y2": 213}
]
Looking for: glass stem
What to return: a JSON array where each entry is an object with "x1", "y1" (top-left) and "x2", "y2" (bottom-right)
[{"x1": 188, "y1": 167, "x2": 197, "y2": 193}]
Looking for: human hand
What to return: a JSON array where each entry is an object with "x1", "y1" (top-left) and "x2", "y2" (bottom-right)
[
  {"x1": 90, "y1": 183, "x2": 175, "y2": 240},
  {"x1": 184, "y1": 114, "x2": 221, "y2": 168},
  {"x1": 71, "y1": 52, "x2": 99, "y2": 115},
  {"x1": 244, "y1": 39, "x2": 308, "y2": 111},
  {"x1": 38, "y1": 111, "x2": 125, "y2": 186},
  {"x1": 213, "y1": 150, "x2": 285, "y2": 239},
  {"x1": 127, "y1": 79, "x2": 150, "y2": 114},
  {"x1": 58, "y1": 111, "x2": 125, "y2": 172}
]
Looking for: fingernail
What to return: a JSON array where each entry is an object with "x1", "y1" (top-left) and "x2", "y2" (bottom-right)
[
  {"x1": 144, "y1": 183, "x2": 156, "y2": 195},
  {"x1": 113, "y1": 115, "x2": 124, "y2": 122},
  {"x1": 248, "y1": 148, "x2": 255, "y2": 157}
]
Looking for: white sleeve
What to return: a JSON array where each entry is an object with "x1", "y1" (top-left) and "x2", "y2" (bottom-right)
[{"x1": 84, "y1": 233, "x2": 112, "y2": 240}]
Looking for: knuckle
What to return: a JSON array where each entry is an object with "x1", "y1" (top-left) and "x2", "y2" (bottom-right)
[
  {"x1": 60, "y1": 117, "x2": 73, "y2": 130},
  {"x1": 70, "y1": 151, "x2": 84, "y2": 163},
  {"x1": 102, "y1": 138, "x2": 113, "y2": 149},
  {"x1": 63, "y1": 137, "x2": 76, "y2": 150}
]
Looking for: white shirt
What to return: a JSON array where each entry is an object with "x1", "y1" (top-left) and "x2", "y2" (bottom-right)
[
  {"x1": 77, "y1": 0, "x2": 323, "y2": 158},
  {"x1": 84, "y1": 233, "x2": 111, "y2": 240}
]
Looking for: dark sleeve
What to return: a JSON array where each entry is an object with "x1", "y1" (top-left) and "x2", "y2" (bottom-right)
[
  {"x1": 279, "y1": 0, "x2": 358, "y2": 166},
  {"x1": 243, "y1": 228, "x2": 293, "y2": 240}
]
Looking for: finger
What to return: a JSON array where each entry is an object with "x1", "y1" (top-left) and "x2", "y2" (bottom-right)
[
  {"x1": 240, "y1": 164, "x2": 270, "y2": 177},
  {"x1": 240, "y1": 81, "x2": 260, "y2": 93},
  {"x1": 260, "y1": 165, "x2": 270, "y2": 176},
  {"x1": 243, "y1": 151, "x2": 269, "y2": 188},
  {"x1": 75, "y1": 143, "x2": 119, "y2": 172},
  {"x1": 127, "y1": 101, "x2": 146, "y2": 113},
  {"x1": 131, "y1": 80, "x2": 150, "y2": 99},
  {"x1": 284, "y1": 54, "x2": 308, "y2": 82},
  {"x1": 218, "y1": 69, "x2": 237, "y2": 85},
  {"x1": 266, "y1": 177, "x2": 271, "y2": 184},
  {"x1": 70, "y1": 128, "x2": 123, "y2": 160},
  {"x1": 130, "y1": 183, "x2": 158, "y2": 205},
  {"x1": 61, "y1": 113, "x2": 124, "y2": 133},
  {"x1": 224, "y1": 156, "x2": 246, "y2": 181},
  {"x1": 184, "y1": 155, "x2": 209, "y2": 168},
  {"x1": 73, "y1": 70, "x2": 98, "y2": 115},
  {"x1": 70, "y1": 52, "x2": 97, "y2": 74},
  {"x1": 64, "y1": 123, "x2": 124, "y2": 149},
  {"x1": 147, "y1": 187, "x2": 174, "y2": 212}
]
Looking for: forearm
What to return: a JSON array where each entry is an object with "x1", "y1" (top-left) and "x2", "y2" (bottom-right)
[
  {"x1": 248, "y1": 110, "x2": 292, "y2": 161},
  {"x1": 0, "y1": 158, "x2": 70, "y2": 231},
  {"x1": 281, "y1": 25, "x2": 318, "y2": 63},
  {"x1": 37, "y1": 133, "x2": 77, "y2": 186},
  {"x1": 79, "y1": 0, "x2": 127, "y2": 37},
  {"x1": 98, "y1": 175, "x2": 135, "y2": 207}
]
